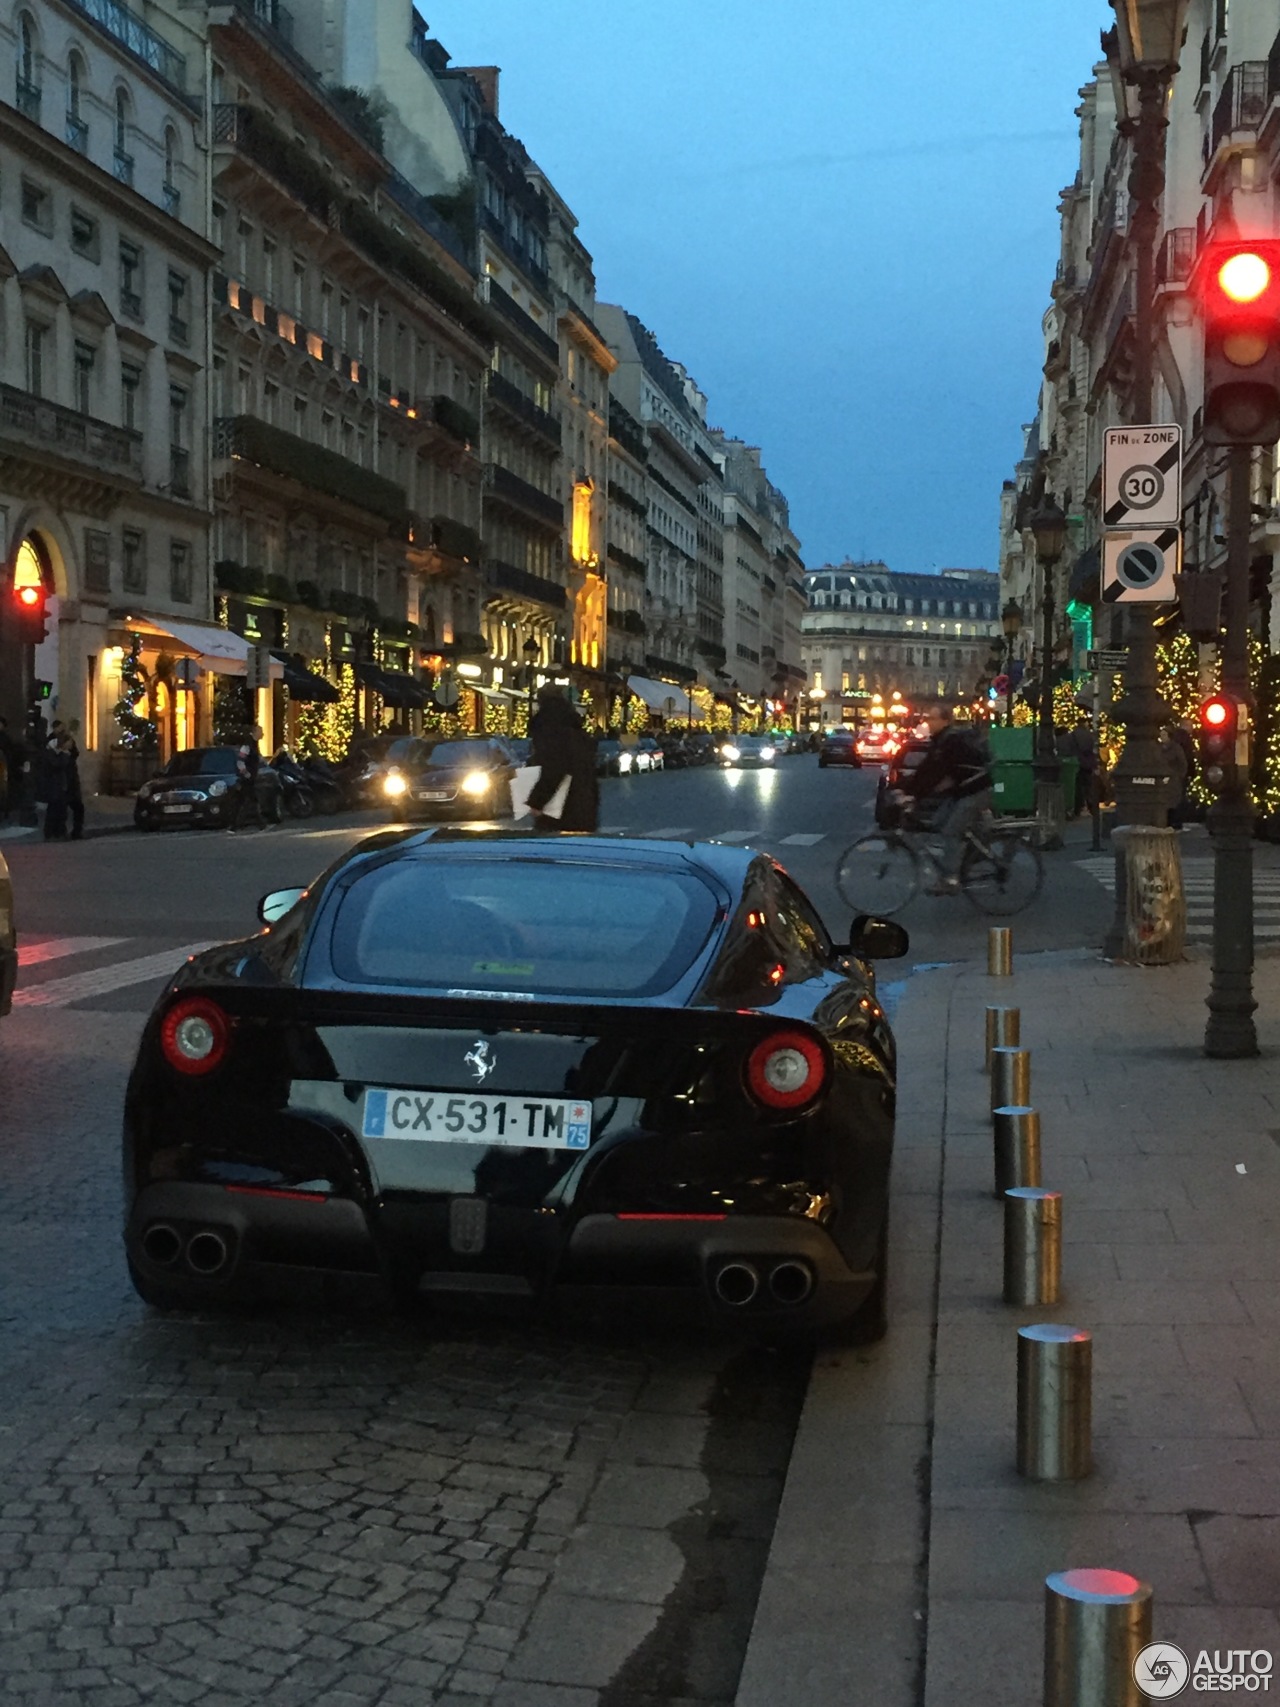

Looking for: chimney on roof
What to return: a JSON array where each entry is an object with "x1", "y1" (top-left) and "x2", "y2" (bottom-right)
[{"x1": 459, "y1": 66, "x2": 500, "y2": 115}]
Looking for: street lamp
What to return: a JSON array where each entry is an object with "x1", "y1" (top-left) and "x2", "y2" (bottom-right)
[
  {"x1": 1030, "y1": 497, "x2": 1068, "y2": 850},
  {"x1": 1001, "y1": 597, "x2": 1023, "y2": 724},
  {"x1": 1099, "y1": 0, "x2": 1188, "y2": 963},
  {"x1": 523, "y1": 635, "x2": 539, "y2": 728}
]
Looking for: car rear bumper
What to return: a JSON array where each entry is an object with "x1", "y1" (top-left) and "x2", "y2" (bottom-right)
[{"x1": 125, "y1": 1182, "x2": 876, "y2": 1327}]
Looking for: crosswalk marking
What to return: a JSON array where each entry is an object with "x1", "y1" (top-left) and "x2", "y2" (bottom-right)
[
  {"x1": 13, "y1": 942, "x2": 217, "y2": 1009},
  {"x1": 639, "y1": 826, "x2": 696, "y2": 840},
  {"x1": 708, "y1": 830, "x2": 761, "y2": 844},
  {"x1": 778, "y1": 833, "x2": 826, "y2": 846},
  {"x1": 18, "y1": 935, "x2": 127, "y2": 967},
  {"x1": 1078, "y1": 857, "x2": 1280, "y2": 938}
]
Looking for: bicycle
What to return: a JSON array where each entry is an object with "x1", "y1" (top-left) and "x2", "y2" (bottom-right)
[{"x1": 835, "y1": 803, "x2": 1044, "y2": 917}]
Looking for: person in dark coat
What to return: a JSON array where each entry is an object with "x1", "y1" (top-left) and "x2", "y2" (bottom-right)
[
  {"x1": 42, "y1": 734, "x2": 72, "y2": 840},
  {"x1": 527, "y1": 687, "x2": 599, "y2": 831}
]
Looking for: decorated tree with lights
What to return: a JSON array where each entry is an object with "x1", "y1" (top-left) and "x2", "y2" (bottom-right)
[{"x1": 112, "y1": 634, "x2": 157, "y2": 749}]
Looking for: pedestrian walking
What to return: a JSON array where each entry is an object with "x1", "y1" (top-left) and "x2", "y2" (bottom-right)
[
  {"x1": 53, "y1": 721, "x2": 85, "y2": 839},
  {"x1": 527, "y1": 687, "x2": 599, "y2": 832},
  {"x1": 0, "y1": 716, "x2": 24, "y2": 824},
  {"x1": 228, "y1": 724, "x2": 267, "y2": 833},
  {"x1": 1164, "y1": 720, "x2": 1194, "y2": 829},
  {"x1": 42, "y1": 733, "x2": 72, "y2": 840}
]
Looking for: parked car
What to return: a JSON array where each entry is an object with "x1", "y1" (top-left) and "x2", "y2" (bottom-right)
[
  {"x1": 684, "y1": 733, "x2": 718, "y2": 766},
  {"x1": 134, "y1": 748, "x2": 283, "y2": 831},
  {"x1": 596, "y1": 738, "x2": 639, "y2": 777},
  {"x1": 379, "y1": 736, "x2": 518, "y2": 821},
  {"x1": 818, "y1": 729, "x2": 860, "y2": 769},
  {"x1": 122, "y1": 829, "x2": 907, "y2": 1342},
  {"x1": 0, "y1": 847, "x2": 15, "y2": 1018},
  {"x1": 635, "y1": 737, "x2": 664, "y2": 773},
  {"x1": 719, "y1": 735, "x2": 778, "y2": 768},
  {"x1": 875, "y1": 736, "x2": 932, "y2": 827},
  {"x1": 660, "y1": 735, "x2": 692, "y2": 769}
]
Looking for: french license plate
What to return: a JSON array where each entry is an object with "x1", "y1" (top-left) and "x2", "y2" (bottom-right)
[
  {"x1": 416, "y1": 790, "x2": 452, "y2": 801},
  {"x1": 362, "y1": 1088, "x2": 591, "y2": 1149},
  {"x1": 162, "y1": 804, "x2": 192, "y2": 814}
]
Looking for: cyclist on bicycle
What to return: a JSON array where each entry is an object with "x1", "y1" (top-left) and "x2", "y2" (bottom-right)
[{"x1": 897, "y1": 702, "x2": 992, "y2": 894}]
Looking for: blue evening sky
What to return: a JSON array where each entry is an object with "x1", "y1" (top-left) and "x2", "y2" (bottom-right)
[{"x1": 430, "y1": 3, "x2": 1104, "y2": 574}]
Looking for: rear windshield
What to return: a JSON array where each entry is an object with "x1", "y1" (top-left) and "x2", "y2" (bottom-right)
[
  {"x1": 165, "y1": 749, "x2": 236, "y2": 776},
  {"x1": 328, "y1": 858, "x2": 721, "y2": 997}
]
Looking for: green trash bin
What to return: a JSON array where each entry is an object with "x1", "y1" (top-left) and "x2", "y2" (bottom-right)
[{"x1": 988, "y1": 725, "x2": 1034, "y2": 815}]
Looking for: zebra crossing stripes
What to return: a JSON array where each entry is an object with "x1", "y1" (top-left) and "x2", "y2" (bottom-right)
[
  {"x1": 18, "y1": 935, "x2": 127, "y2": 967},
  {"x1": 12, "y1": 941, "x2": 217, "y2": 1008},
  {"x1": 778, "y1": 833, "x2": 827, "y2": 847},
  {"x1": 1077, "y1": 856, "x2": 1280, "y2": 939}
]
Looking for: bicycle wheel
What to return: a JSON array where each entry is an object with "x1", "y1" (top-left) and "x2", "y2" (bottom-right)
[
  {"x1": 835, "y1": 833, "x2": 918, "y2": 916},
  {"x1": 961, "y1": 832, "x2": 1043, "y2": 915}
]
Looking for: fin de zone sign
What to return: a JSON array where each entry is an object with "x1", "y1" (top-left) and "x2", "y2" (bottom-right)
[{"x1": 1102, "y1": 425, "x2": 1182, "y2": 529}]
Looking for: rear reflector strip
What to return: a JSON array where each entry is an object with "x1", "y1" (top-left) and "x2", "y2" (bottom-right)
[
  {"x1": 615, "y1": 1213, "x2": 728, "y2": 1222},
  {"x1": 225, "y1": 1184, "x2": 329, "y2": 1202}
]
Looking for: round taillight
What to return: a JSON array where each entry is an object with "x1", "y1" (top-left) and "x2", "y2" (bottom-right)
[
  {"x1": 159, "y1": 997, "x2": 230, "y2": 1076},
  {"x1": 746, "y1": 1030, "x2": 827, "y2": 1110}
]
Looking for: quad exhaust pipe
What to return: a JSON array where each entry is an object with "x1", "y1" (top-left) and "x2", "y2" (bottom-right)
[
  {"x1": 711, "y1": 1258, "x2": 815, "y2": 1309},
  {"x1": 139, "y1": 1223, "x2": 231, "y2": 1277}
]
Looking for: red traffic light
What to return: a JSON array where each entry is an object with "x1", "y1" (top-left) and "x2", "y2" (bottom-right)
[
  {"x1": 1202, "y1": 696, "x2": 1231, "y2": 728},
  {"x1": 15, "y1": 585, "x2": 40, "y2": 609},
  {"x1": 1217, "y1": 252, "x2": 1272, "y2": 304}
]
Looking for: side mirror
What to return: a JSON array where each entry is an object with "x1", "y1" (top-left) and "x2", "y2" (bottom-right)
[
  {"x1": 847, "y1": 914, "x2": 909, "y2": 960},
  {"x1": 258, "y1": 886, "x2": 307, "y2": 925}
]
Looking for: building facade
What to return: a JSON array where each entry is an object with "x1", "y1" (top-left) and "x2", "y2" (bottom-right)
[
  {"x1": 0, "y1": 0, "x2": 212, "y2": 790},
  {"x1": 713, "y1": 431, "x2": 806, "y2": 717},
  {"x1": 802, "y1": 563, "x2": 1001, "y2": 718}
]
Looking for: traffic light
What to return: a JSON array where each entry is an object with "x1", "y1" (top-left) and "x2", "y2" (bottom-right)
[
  {"x1": 1199, "y1": 240, "x2": 1280, "y2": 446},
  {"x1": 11, "y1": 579, "x2": 48, "y2": 645},
  {"x1": 1198, "y1": 692, "x2": 1250, "y2": 791}
]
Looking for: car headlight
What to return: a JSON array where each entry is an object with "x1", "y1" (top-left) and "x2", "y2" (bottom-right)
[
  {"x1": 207, "y1": 779, "x2": 228, "y2": 798},
  {"x1": 137, "y1": 782, "x2": 154, "y2": 799},
  {"x1": 760, "y1": 746, "x2": 776, "y2": 760},
  {"x1": 383, "y1": 771, "x2": 407, "y2": 798},
  {"x1": 619, "y1": 754, "x2": 632, "y2": 772},
  {"x1": 461, "y1": 770, "x2": 491, "y2": 797},
  {"x1": 721, "y1": 745, "x2": 740, "y2": 761}
]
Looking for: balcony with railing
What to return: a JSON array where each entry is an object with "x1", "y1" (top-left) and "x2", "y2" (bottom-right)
[
  {"x1": 113, "y1": 151, "x2": 135, "y2": 186},
  {"x1": 1156, "y1": 227, "x2": 1196, "y2": 289},
  {"x1": 486, "y1": 370, "x2": 561, "y2": 445},
  {"x1": 485, "y1": 559, "x2": 566, "y2": 611},
  {"x1": 0, "y1": 382, "x2": 142, "y2": 481},
  {"x1": 15, "y1": 76, "x2": 41, "y2": 120},
  {"x1": 65, "y1": 112, "x2": 88, "y2": 152},
  {"x1": 232, "y1": 0, "x2": 295, "y2": 48},
  {"x1": 214, "y1": 414, "x2": 406, "y2": 525},
  {"x1": 383, "y1": 169, "x2": 469, "y2": 269},
  {"x1": 64, "y1": 0, "x2": 188, "y2": 91},
  {"x1": 484, "y1": 462, "x2": 564, "y2": 530},
  {"x1": 1205, "y1": 61, "x2": 1268, "y2": 172},
  {"x1": 481, "y1": 277, "x2": 559, "y2": 368},
  {"x1": 162, "y1": 181, "x2": 180, "y2": 217}
]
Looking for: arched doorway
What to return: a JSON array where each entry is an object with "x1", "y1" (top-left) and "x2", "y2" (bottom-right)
[{"x1": 2, "y1": 533, "x2": 57, "y2": 742}]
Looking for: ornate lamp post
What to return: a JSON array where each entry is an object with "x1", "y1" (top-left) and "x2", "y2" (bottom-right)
[
  {"x1": 1100, "y1": 0, "x2": 1188, "y2": 960},
  {"x1": 1001, "y1": 598, "x2": 1023, "y2": 724},
  {"x1": 1030, "y1": 498, "x2": 1068, "y2": 849}
]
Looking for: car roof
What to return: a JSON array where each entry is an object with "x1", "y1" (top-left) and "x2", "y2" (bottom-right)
[{"x1": 341, "y1": 827, "x2": 757, "y2": 886}]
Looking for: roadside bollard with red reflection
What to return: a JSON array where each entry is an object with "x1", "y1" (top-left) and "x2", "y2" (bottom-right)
[
  {"x1": 1197, "y1": 692, "x2": 1250, "y2": 794},
  {"x1": 1197, "y1": 239, "x2": 1280, "y2": 446}
]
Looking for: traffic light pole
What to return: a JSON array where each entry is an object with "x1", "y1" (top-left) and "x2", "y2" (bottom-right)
[
  {"x1": 1204, "y1": 444, "x2": 1258, "y2": 1057},
  {"x1": 1101, "y1": 67, "x2": 1180, "y2": 961}
]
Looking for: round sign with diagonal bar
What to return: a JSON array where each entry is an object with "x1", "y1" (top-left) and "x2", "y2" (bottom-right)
[{"x1": 1102, "y1": 529, "x2": 1180, "y2": 603}]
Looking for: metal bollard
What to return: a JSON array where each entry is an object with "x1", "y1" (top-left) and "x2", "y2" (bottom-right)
[
  {"x1": 993, "y1": 1105, "x2": 1042, "y2": 1195},
  {"x1": 990, "y1": 1046, "x2": 1031, "y2": 1113},
  {"x1": 1044, "y1": 1567, "x2": 1153, "y2": 1707},
  {"x1": 1004, "y1": 1187, "x2": 1061, "y2": 1305},
  {"x1": 984, "y1": 1005, "x2": 1021, "y2": 1072},
  {"x1": 1017, "y1": 1323, "x2": 1092, "y2": 1481},
  {"x1": 988, "y1": 926, "x2": 1013, "y2": 975}
]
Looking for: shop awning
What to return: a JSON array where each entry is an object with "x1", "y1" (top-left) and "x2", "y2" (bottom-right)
[
  {"x1": 271, "y1": 652, "x2": 339, "y2": 703},
  {"x1": 625, "y1": 675, "x2": 706, "y2": 721},
  {"x1": 131, "y1": 618, "x2": 284, "y2": 680},
  {"x1": 354, "y1": 660, "x2": 428, "y2": 708}
]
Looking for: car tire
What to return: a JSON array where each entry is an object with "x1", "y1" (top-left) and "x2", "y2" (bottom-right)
[{"x1": 826, "y1": 1216, "x2": 889, "y2": 1346}]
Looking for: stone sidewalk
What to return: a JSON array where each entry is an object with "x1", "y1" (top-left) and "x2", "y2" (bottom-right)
[{"x1": 737, "y1": 941, "x2": 1280, "y2": 1705}]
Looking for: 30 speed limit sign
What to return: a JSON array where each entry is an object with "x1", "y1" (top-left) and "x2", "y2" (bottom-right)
[{"x1": 1102, "y1": 425, "x2": 1182, "y2": 528}]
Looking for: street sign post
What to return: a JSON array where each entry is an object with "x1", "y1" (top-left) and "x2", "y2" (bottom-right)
[
  {"x1": 1086, "y1": 649, "x2": 1129, "y2": 671},
  {"x1": 1102, "y1": 425, "x2": 1182, "y2": 528},
  {"x1": 1101, "y1": 529, "x2": 1181, "y2": 603}
]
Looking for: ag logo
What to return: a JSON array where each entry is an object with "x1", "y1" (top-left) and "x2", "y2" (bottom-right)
[{"x1": 1133, "y1": 1642, "x2": 1190, "y2": 1699}]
